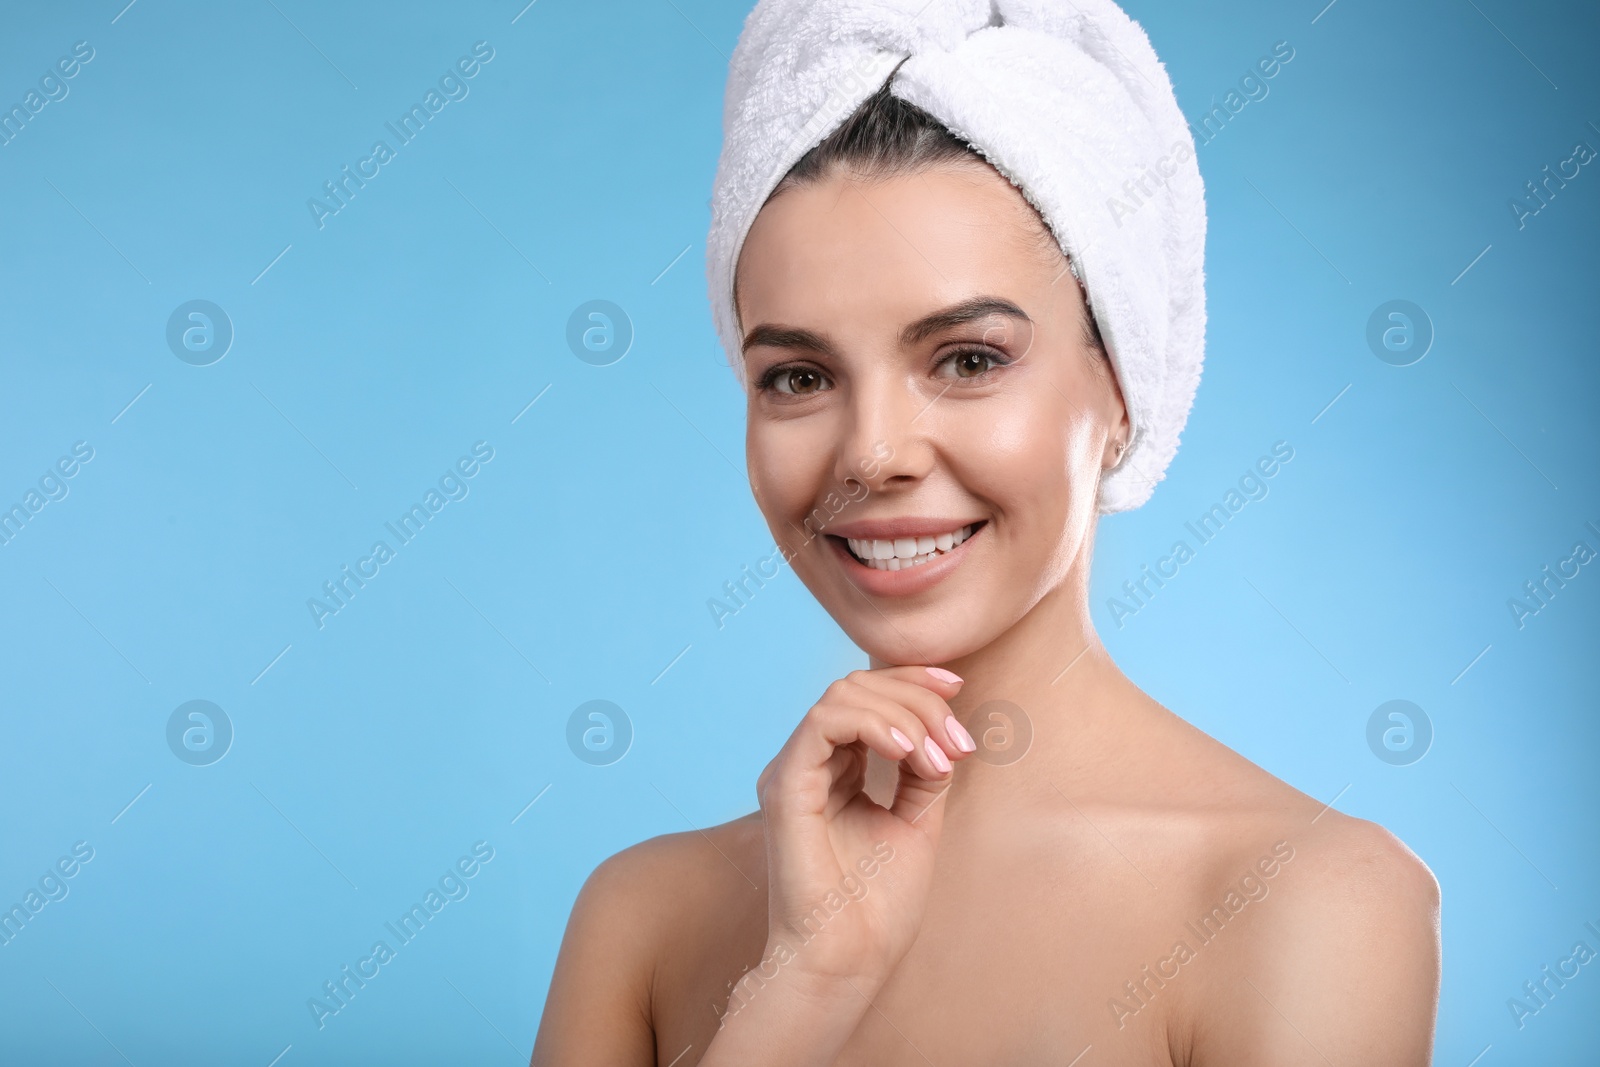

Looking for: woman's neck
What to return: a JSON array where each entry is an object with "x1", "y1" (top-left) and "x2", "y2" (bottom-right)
[{"x1": 865, "y1": 566, "x2": 1143, "y2": 810}]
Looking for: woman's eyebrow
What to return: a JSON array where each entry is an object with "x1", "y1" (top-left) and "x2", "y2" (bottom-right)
[
  {"x1": 900, "y1": 296, "x2": 1031, "y2": 346},
  {"x1": 742, "y1": 296, "x2": 1031, "y2": 357},
  {"x1": 742, "y1": 324, "x2": 836, "y2": 357}
]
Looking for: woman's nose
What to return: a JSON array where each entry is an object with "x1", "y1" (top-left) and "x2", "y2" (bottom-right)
[{"x1": 835, "y1": 374, "x2": 932, "y2": 492}]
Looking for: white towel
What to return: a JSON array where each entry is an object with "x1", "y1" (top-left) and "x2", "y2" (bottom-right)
[{"x1": 706, "y1": 0, "x2": 1207, "y2": 513}]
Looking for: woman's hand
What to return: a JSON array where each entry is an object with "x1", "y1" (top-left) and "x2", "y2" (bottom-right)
[{"x1": 754, "y1": 665, "x2": 974, "y2": 997}]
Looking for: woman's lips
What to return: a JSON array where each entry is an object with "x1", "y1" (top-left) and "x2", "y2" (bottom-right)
[
  {"x1": 844, "y1": 523, "x2": 978, "y2": 570},
  {"x1": 826, "y1": 521, "x2": 986, "y2": 597}
]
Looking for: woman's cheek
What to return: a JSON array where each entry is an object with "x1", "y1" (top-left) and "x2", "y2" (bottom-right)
[
  {"x1": 749, "y1": 434, "x2": 817, "y2": 530},
  {"x1": 974, "y1": 402, "x2": 1070, "y2": 497}
]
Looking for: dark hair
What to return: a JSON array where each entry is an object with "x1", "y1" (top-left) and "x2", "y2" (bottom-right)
[
  {"x1": 755, "y1": 79, "x2": 1108, "y2": 361},
  {"x1": 774, "y1": 78, "x2": 982, "y2": 192}
]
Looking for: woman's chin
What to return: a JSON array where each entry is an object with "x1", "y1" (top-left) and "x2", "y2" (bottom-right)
[{"x1": 842, "y1": 621, "x2": 989, "y2": 668}]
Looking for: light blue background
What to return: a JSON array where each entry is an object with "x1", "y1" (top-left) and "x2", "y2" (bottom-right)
[{"x1": 0, "y1": 0, "x2": 1595, "y2": 1063}]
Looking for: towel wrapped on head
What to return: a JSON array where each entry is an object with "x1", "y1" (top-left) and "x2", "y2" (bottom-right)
[{"x1": 706, "y1": 0, "x2": 1207, "y2": 514}]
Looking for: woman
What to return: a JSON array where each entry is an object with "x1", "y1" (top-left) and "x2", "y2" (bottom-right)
[{"x1": 534, "y1": 2, "x2": 1440, "y2": 1063}]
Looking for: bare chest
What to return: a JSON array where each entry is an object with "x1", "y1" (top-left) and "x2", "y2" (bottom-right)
[{"x1": 652, "y1": 853, "x2": 1191, "y2": 1067}]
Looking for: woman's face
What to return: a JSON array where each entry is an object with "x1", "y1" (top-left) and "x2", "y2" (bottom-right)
[{"x1": 734, "y1": 161, "x2": 1128, "y2": 665}]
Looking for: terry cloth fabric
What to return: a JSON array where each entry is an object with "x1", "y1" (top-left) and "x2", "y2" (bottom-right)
[{"x1": 705, "y1": 0, "x2": 1207, "y2": 513}]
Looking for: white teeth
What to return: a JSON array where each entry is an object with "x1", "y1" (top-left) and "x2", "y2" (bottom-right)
[{"x1": 846, "y1": 524, "x2": 979, "y2": 571}]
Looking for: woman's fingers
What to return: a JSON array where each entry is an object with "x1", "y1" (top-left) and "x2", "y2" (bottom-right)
[
  {"x1": 765, "y1": 698, "x2": 935, "y2": 814},
  {"x1": 833, "y1": 686, "x2": 955, "y2": 782},
  {"x1": 888, "y1": 753, "x2": 954, "y2": 829},
  {"x1": 842, "y1": 668, "x2": 975, "y2": 762},
  {"x1": 760, "y1": 666, "x2": 971, "y2": 821},
  {"x1": 820, "y1": 744, "x2": 868, "y2": 820}
]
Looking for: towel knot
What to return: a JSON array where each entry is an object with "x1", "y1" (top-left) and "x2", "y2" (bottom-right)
[{"x1": 828, "y1": 0, "x2": 997, "y2": 58}]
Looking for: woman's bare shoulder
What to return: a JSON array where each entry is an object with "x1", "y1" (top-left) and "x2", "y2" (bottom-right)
[
  {"x1": 584, "y1": 809, "x2": 767, "y2": 926},
  {"x1": 533, "y1": 811, "x2": 768, "y2": 1064},
  {"x1": 1132, "y1": 700, "x2": 1441, "y2": 1063},
  {"x1": 1176, "y1": 807, "x2": 1441, "y2": 1064},
  {"x1": 1148, "y1": 696, "x2": 1439, "y2": 935},
  {"x1": 564, "y1": 810, "x2": 769, "y2": 989},
  {"x1": 1135, "y1": 692, "x2": 1437, "y2": 870}
]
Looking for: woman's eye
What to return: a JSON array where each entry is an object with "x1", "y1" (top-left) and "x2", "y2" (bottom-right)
[
  {"x1": 939, "y1": 348, "x2": 1007, "y2": 379},
  {"x1": 763, "y1": 366, "x2": 831, "y2": 395}
]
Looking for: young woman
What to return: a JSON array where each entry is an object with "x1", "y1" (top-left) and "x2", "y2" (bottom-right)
[{"x1": 534, "y1": 8, "x2": 1440, "y2": 1065}]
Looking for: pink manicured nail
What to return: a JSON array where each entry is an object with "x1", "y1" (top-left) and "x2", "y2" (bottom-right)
[
  {"x1": 926, "y1": 666, "x2": 963, "y2": 684},
  {"x1": 945, "y1": 715, "x2": 976, "y2": 753},
  {"x1": 889, "y1": 727, "x2": 915, "y2": 753},
  {"x1": 924, "y1": 735, "x2": 952, "y2": 773}
]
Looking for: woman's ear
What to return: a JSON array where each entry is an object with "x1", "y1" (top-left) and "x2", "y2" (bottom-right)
[{"x1": 1101, "y1": 360, "x2": 1132, "y2": 470}]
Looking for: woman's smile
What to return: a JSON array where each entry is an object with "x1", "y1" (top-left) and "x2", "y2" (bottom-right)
[{"x1": 824, "y1": 518, "x2": 987, "y2": 596}]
